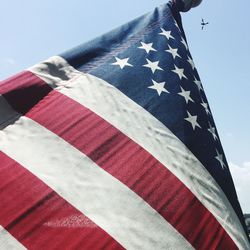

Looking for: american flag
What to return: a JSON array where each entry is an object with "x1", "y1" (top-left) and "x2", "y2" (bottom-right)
[{"x1": 0, "y1": 1, "x2": 249, "y2": 249}]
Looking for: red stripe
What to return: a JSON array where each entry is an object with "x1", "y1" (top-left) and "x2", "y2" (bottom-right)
[
  {"x1": 0, "y1": 71, "x2": 52, "y2": 114},
  {"x1": 21, "y1": 86, "x2": 238, "y2": 250},
  {"x1": 0, "y1": 152, "x2": 124, "y2": 250},
  {"x1": 0, "y1": 71, "x2": 238, "y2": 249}
]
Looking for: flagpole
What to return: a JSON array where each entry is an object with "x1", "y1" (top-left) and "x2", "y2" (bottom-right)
[{"x1": 174, "y1": 0, "x2": 203, "y2": 12}]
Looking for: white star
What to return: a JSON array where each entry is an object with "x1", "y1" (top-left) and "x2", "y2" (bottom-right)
[
  {"x1": 112, "y1": 57, "x2": 133, "y2": 69},
  {"x1": 172, "y1": 65, "x2": 187, "y2": 80},
  {"x1": 208, "y1": 123, "x2": 218, "y2": 140},
  {"x1": 138, "y1": 42, "x2": 156, "y2": 54},
  {"x1": 181, "y1": 37, "x2": 189, "y2": 50},
  {"x1": 166, "y1": 45, "x2": 181, "y2": 59},
  {"x1": 148, "y1": 79, "x2": 169, "y2": 96},
  {"x1": 178, "y1": 87, "x2": 194, "y2": 104},
  {"x1": 187, "y1": 56, "x2": 195, "y2": 70},
  {"x1": 184, "y1": 111, "x2": 201, "y2": 130},
  {"x1": 174, "y1": 20, "x2": 180, "y2": 30},
  {"x1": 201, "y1": 100, "x2": 211, "y2": 115},
  {"x1": 193, "y1": 76, "x2": 203, "y2": 91},
  {"x1": 143, "y1": 59, "x2": 163, "y2": 74},
  {"x1": 159, "y1": 28, "x2": 174, "y2": 40},
  {"x1": 215, "y1": 149, "x2": 226, "y2": 169}
]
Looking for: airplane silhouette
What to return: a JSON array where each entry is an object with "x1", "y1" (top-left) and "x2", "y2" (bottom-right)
[{"x1": 201, "y1": 19, "x2": 209, "y2": 30}]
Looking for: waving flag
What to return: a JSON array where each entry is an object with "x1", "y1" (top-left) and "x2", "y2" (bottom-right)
[{"x1": 0, "y1": 1, "x2": 249, "y2": 249}]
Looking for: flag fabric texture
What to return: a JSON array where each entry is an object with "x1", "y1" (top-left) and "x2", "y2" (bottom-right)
[{"x1": 0, "y1": 1, "x2": 249, "y2": 249}]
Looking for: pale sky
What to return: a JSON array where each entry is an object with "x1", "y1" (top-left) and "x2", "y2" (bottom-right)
[{"x1": 0, "y1": 0, "x2": 249, "y2": 212}]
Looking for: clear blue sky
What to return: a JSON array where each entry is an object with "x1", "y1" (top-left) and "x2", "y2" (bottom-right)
[{"x1": 0, "y1": 0, "x2": 249, "y2": 211}]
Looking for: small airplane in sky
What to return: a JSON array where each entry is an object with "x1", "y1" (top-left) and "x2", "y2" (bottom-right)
[{"x1": 201, "y1": 19, "x2": 209, "y2": 30}]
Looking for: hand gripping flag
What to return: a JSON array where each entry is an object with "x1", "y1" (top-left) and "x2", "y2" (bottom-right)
[{"x1": 0, "y1": 1, "x2": 249, "y2": 249}]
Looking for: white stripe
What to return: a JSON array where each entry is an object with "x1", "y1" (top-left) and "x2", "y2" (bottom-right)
[
  {"x1": 0, "y1": 226, "x2": 26, "y2": 250},
  {"x1": 30, "y1": 56, "x2": 250, "y2": 249},
  {"x1": 0, "y1": 117, "x2": 193, "y2": 250},
  {"x1": 0, "y1": 95, "x2": 20, "y2": 129}
]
